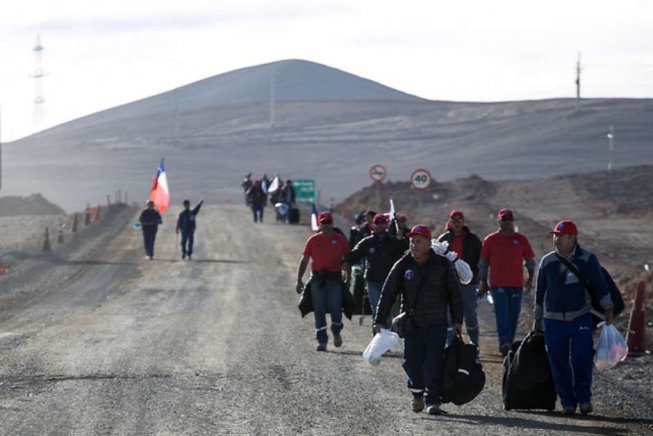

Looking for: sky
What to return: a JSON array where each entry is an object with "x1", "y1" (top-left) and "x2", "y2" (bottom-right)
[{"x1": 1, "y1": 0, "x2": 652, "y2": 142}]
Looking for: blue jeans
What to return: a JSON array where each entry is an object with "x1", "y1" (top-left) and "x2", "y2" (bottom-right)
[
  {"x1": 403, "y1": 324, "x2": 448, "y2": 406},
  {"x1": 492, "y1": 286, "x2": 522, "y2": 348},
  {"x1": 544, "y1": 313, "x2": 594, "y2": 408},
  {"x1": 310, "y1": 278, "x2": 343, "y2": 346},
  {"x1": 180, "y1": 231, "x2": 194, "y2": 257},
  {"x1": 251, "y1": 204, "x2": 264, "y2": 222},
  {"x1": 366, "y1": 280, "x2": 383, "y2": 320},
  {"x1": 447, "y1": 284, "x2": 480, "y2": 345}
]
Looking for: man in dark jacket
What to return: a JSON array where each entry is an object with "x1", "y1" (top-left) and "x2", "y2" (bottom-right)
[
  {"x1": 437, "y1": 210, "x2": 482, "y2": 344},
  {"x1": 345, "y1": 213, "x2": 405, "y2": 323},
  {"x1": 246, "y1": 180, "x2": 266, "y2": 223},
  {"x1": 139, "y1": 200, "x2": 163, "y2": 260},
  {"x1": 176, "y1": 199, "x2": 204, "y2": 260},
  {"x1": 374, "y1": 225, "x2": 463, "y2": 415}
]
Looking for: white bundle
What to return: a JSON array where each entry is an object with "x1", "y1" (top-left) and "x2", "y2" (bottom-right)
[{"x1": 431, "y1": 240, "x2": 473, "y2": 285}]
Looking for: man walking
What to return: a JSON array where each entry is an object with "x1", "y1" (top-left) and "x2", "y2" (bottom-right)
[
  {"x1": 176, "y1": 199, "x2": 204, "y2": 260},
  {"x1": 139, "y1": 200, "x2": 162, "y2": 260},
  {"x1": 479, "y1": 208, "x2": 535, "y2": 356},
  {"x1": 437, "y1": 210, "x2": 482, "y2": 345},
  {"x1": 534, "y1": 220, "x2": 613, "y2": 415},
  {"x1": 296, "y1": 212, "x2": 351, "y2": 351},
  {"x1": 246, "y1": 180, "x2": 267, "y2": 223},
  {"x1": 345, "y1": 213, "x2": 405, "y2": 324},
  {"x1": 374, "y1": 225, "x2": 463, "y2": 415}
]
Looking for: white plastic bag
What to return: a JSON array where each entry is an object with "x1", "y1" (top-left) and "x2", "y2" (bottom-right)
[
  {"x1": 362, "y1": 329, "x2": 402, "y2": 367},
  {"x1": 431, "y1": 240, "x2": 473, "y2": 285},
  {"x1": 594, "y1": 323, "x2": 628, "y2": 371}
]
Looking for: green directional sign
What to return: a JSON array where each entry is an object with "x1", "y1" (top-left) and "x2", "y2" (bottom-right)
[{"x1": 292, "y1": 179, "x2": 316, "y2": 203}]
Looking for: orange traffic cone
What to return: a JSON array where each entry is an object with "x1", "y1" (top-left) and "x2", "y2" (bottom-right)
[
  {"x1": 626, "y1": 281, "x2": 648, "y2": 356},
  {"x1": 0, "y1": 264, "x2": 6, "y2": 275}
]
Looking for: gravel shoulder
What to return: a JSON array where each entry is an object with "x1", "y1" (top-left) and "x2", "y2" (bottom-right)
[{"x1": 0, "y1": 204, "x2": 651, "y2": 435}]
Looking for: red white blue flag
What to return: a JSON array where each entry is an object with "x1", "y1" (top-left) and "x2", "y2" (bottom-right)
[{"x1": 149, "y1": 158, "x2": 170, "y2": 213}]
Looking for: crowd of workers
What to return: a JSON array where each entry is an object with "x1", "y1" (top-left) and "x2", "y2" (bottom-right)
[
  {"x1": 241, "y1": 172, "x2": 297, "y2": 223},
  {"x1": 296, "y1": 206, "x2": 615, "y2": 416}
]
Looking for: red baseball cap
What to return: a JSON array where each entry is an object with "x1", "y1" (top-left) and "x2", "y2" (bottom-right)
[
  {"x1": 549, "y1": 220, "x2": 578, "y2": 235},
  {"x1": 497, "y1": 208, "x2": 514, "y2": 221},
  {"x1": 407, "y1": 224, "x2": 432, "y2": 239},
  {"x1": 373, "y1": 213, "x2": 388, "y2": 224},
  {"x1": 449, "y1": 210, "x2": 464, "y2": 220},
  {"x1": 317, "y1": 211, "x2": 333, "y2": 223}
]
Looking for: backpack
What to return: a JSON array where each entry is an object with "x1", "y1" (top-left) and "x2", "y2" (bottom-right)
[{"x1": 440, "y1": 335, "x2": 485, "y2": 405}]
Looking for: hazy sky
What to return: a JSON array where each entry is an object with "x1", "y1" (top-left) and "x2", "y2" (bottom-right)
[{"x1": 1, "y1": 0, "x2": 651, "y2": 141}]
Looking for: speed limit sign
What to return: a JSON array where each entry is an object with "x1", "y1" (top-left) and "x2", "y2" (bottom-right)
[{"x1": 410, "y1": 168, "x2": 432, "y2": 190}]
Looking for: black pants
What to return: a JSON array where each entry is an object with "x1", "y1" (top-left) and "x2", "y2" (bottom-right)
[
  {"x1": 142, "y1": 228, "x2": 157, "y2": 257},
  {"x1": 181, "y1": 231, "x2": 195, "y2": 257}
]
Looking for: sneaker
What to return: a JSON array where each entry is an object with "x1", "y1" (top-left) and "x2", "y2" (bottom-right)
[
  {"x1": 333, "y1": 333, "x2": 343, "y2": 348},
  {"x1": 316, "y1": 344, "x2": 327, "y2": 352},
  {"x1": 579, "y1": 403, "x2": 593, "y2": 415},
  {"x1": 500, "y1": 343, "x2": 511, "y2": 357},
  {"x1": 145, "y1": 256, "x2": 151, "y2": 260},
  {"x1": 562, "y1": 405, "x2": 576, "y2": 416},
  {"x1": 427, "y1": 404, "x2": 443, "y2": 415},
  {"x1": 187, "y1": 255, "x2": 192, "y2": 260},
  {"x1": 411, "y1": 396, "x2": 425, "y2": 413}
]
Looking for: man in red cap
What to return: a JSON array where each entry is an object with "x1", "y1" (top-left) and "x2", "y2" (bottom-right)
[
  {"x1": 437, "y1": 210, "x2": 482, "y2": 345},
  {"x1": 344, "y1": 213, "x2": 406, "y2": 326},
  {"x1": 373, "y1": 224, "x2": 463, "y2": 415},
  {"x1": 479, "y1": 208, "x2": 535, "y2": 356},
  {"x1": 533, "y1": 220, "x2": 613, "y2": 415},
  {"x1": 296, "y1": 211, "x2": 351, "y2": 351}
]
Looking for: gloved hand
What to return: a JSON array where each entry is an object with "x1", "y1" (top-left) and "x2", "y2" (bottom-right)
[
  {"x1": 445, "y1": 250, "x2": 458, "y2": 262},
  {"x1": 431, "y1": 240, "x2": 449, "y2": 255}
]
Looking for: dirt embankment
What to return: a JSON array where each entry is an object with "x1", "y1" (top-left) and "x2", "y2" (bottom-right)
[{"x1": 336, "y1": 165, "x2": 653, "y2": 334}]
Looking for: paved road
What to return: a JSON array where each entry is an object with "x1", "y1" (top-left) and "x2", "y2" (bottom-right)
[{"x1": 0, "y1": 205, "x2": 650, "y2": 435}]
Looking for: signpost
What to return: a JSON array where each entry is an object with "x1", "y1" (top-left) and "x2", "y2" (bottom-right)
[
  {"x1": 410, "y1": 168, "x2": 432, "y2": 191},
  {"x1": 369, "y1": 164, "x2": 386, "y2": 183},
  {"x1": 292, "y1": 179, "x2": 316, "y2": 203}
]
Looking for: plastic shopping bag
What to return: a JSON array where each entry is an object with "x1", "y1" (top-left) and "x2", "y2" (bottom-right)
[
  {"x1": 594, "y1": 323, "x2": 628, "y2": 371},
  {"x1": 362, "y1": 329, "x2": 402, "y2": 367}
]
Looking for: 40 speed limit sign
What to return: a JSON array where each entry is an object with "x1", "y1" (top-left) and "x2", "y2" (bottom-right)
[{"x1": 410, "y1": 168, "x2": 432, "y2": 190}]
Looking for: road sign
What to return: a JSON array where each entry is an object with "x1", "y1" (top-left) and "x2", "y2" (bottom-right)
[
  {"x1": 292, "y1": 179, "x2": 316, "y2": 203},
  {"x1": 369, "y1": 164, "x2": 386, "y2": 182},
  {"x1": 410, "y1": 169, "x2": 432, "y2": 191}
]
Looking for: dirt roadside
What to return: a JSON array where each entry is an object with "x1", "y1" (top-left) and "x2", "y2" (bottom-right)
[{"x1": 0, "y1": 205, "x2": 650, "y2": 435}]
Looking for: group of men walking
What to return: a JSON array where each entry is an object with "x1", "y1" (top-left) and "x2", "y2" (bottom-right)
[
  {"x1": 241, "y1": 173, "x2": 297, "y2": 223},
  {"x1": 296, "y1": 207, "x2": 615, "y2": 416}
]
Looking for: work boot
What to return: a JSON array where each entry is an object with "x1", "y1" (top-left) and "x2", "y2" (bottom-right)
[
  {"x1": 562, "y1": 405, "x2": 576, "y2": 416},
  {"x1": 500, "y1": 343, "x2": 511, "y2": 357},
  {"x1": 411, "y1": 396, "x2": 424, "y2": 413},
  {"x1": 427, "y1": 404, "x2": 443, "y2": 415},
  {"x1": 579, "y1": 403, "x2": 593, "y2": 414},
  {"x1": 333, "y1": 333, "x2": 343, "y2": 348},
  {"x1": 316, "y1": 344, "x2": 327, "y2": 352}
]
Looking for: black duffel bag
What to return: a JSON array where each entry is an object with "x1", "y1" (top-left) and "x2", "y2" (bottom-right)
[
  {"x1": 509, "y1": 331, "x2": 552, "y2": 390},
  {"x1": 440, "y1": 335, "x2": 485, "y2": 406}
]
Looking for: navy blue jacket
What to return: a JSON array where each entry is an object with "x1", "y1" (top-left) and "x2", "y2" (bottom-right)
[
  {"x1": 345, "y1": 231, "x2": 405, "y2": 283},
  {"x1": 534, "y1": 244, "x2": 612, "y2": 322},
  {"x1": 139, "y1": 209, "x2": 162, "y2": 232},
  {"x1": 176, "y1": 201, "x2": 203, "y2": 233}
]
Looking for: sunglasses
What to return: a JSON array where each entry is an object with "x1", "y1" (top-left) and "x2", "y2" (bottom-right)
[
  {"x1": 499, "y1": 216, "x2": 514, "y2": 222},
  {"x1": 320, "y1": 220, "x2": 333, "y2": 225}
]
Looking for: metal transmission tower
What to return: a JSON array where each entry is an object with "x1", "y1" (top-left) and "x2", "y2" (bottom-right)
[
  {"x1": 575, "y1": 52, "x2": 582, "y2": 111},
  {"x1": 30, "y1": 34, "x2": 47, "y2": 133}
]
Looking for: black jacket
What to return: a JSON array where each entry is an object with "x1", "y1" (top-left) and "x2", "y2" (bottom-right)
[
  {"x1": 176, "y1": 201, "x2": 203, "y2": 233},
  {"x1": 139, "y1": 209, "x2": 162, "y2": 231},
  {"x1": 345, "y1": 232, "x2": 405, "y2": 283},
  {"x1": 375, "y1": 250, "x2": 463, "y2": 327},
  {"x1": 437, "y1": 227, "x2": 482, "y2": 284}
]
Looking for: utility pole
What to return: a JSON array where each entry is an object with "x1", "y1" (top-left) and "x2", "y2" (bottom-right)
[
  {"x1": 575, "y1": 52, "x2": 581, "y2": 111},
  {"x1": 269, "y1": 72, "x2": 275, "y2": 129},
  {"x1": 30, "y1": 34, "x2": 47, "y2": 133},
  {"x1": 607, "y1": 125, "x2": 615, "y2": 172}
]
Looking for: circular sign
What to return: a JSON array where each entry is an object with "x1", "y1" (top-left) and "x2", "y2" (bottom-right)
[
  {"x1": 369, "y1": 164, "x2": 387, "y2": 182},
  {"x1": 410, "y1": 168, "x2": 432, "y2": 190}
]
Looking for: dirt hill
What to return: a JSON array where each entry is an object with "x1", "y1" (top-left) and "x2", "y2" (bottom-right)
[{"x1": 0, "y1": 194, "x2": 66, "y2": 217}]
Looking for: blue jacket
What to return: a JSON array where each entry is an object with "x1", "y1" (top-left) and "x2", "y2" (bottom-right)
[
  {"x1": 534, "y1": 244, "x2": 612, "y2": 322},
  {"x1": 176, "y1": 201, "x2": 203, "y2": 233}
]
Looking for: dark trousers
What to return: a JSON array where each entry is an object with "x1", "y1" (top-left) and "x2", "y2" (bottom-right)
[
  {"x1": 403, "y1": 324, "x2": 448, "y2": 406},
  {"x1": 142, "y1": 228, "x2": 157, "y2": 257},
  {"x1": 180, "y1": 231, "x2": 194, "y2": 257},
  {"x1": 251, "y1": 204, "x2": 264, "y2": 222}
]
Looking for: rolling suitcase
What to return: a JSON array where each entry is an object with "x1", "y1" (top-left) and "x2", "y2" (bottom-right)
[
  {"x1": 289, "y1": 207, "x2": 300, "y2": 224},
  {"x1": 502, "y1": 337, "x2": 557, "y2": 411}
]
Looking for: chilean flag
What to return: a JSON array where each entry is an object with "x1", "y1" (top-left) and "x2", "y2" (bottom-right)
[{"x1": 149, "y1": 158, "x2": 170, "y2": 213}]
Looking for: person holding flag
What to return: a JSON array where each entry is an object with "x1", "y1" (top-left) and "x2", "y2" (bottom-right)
[{"x1": 139, "y1": 200, "x2": 162, "y2": 260}]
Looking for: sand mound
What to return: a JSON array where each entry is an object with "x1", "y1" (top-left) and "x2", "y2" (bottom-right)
[{"x1": 0, "y1": 194, "x2": 66, "y2": 217}]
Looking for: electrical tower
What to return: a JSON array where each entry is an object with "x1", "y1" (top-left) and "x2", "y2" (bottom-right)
[
  {"x1": 30, "y1": 34, "x2": 47, "y2": 133},
  {"x1": 575, "y1": 52, "x2": 581, "y2": 101}
]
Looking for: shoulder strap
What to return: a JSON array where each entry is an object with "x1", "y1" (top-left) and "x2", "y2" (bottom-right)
[{"x1": 556, "y1": 254, "x2": 591, "y2": 291}]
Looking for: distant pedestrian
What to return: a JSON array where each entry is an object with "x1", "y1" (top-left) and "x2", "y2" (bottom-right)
[
  {"x1": 437, "y1": 210, "x2": 482, "y2": 345},
  {"x1": 139, "y1": 200, "x2": 162, "y2": 260},
  {"x1": 241, "y1": 173, "x2": 253, "y2": 205},
  {"x1": 533, "y1": 220, "x2": 613, "y2": 416},
  {"x1": 479, "y1": 208, "x2": 535, "y2": 356},
  {"x1": 374, "y1": 225, "x2": 463, "y2": 415},
  {"x1": 280, "y1": 180, "x2": 296, "y2": 223},
  {"x1": 246, "y1": 180, "x2": 267, "y2": 223},
  {"x1": 176, "y1": 199, "x2": 204, "y2": 260},
  {"x1": 296, "y1": 211, "x2": 351, "y2": 351}
]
